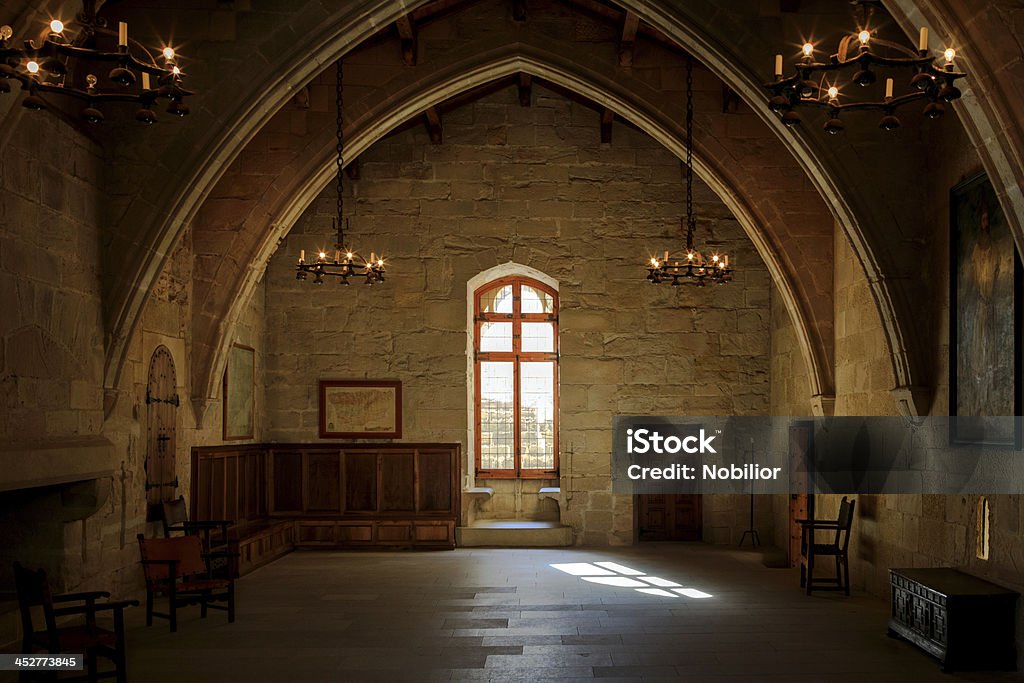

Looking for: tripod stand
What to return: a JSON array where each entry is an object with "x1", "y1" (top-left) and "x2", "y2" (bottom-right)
[{"x1": 738, "y1": 440, "x2": 760, "y2": 547}]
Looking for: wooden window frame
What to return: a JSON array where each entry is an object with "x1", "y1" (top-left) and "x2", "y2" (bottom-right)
[{"x1": 474, "y1": 276, "x2": 559, "y2": 479}]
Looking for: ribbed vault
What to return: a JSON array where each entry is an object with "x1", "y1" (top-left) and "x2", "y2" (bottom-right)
[
  {"x1": 87, "y1": 0, "x2": 1023, "y2": 418},
  {"x1": 188, "y1": 44, "x2": 836, "y2": 418}
]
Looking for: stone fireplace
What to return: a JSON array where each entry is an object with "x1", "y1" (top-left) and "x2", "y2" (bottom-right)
[{"x1": 0, "y1": 436, "x2": 116, "y2": 645}]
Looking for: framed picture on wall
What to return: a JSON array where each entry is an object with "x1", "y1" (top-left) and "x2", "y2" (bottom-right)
[
  {"x1": 319, "y1": 380, "x2": 402, "y2": 439},
  {"x1": 223, "y1": 343, "x2": 255, "y2": 440},
  {"x1": 949, "y1": 172, "x2": 1022, "y2": 446}
]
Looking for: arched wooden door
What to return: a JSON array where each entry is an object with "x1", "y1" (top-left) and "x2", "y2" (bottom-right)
[{"x1": 145, "y1": 346, "x2": 180, "y2": 521}]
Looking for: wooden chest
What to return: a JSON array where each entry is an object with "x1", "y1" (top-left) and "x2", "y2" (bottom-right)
[{"x1": 888, "y1": 567, "x2": 1018, "y2": 671}]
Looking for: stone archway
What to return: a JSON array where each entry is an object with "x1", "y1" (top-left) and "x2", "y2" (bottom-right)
[
  {"x1": 99, "y1": 0, "x2": 940, "y2": 418},
  {"x1": 188, "y1": 46, "x2": 836, "y2": 422},
  {"x1": 885, "y1": 0, "x2": 1024, "y2": 257}
]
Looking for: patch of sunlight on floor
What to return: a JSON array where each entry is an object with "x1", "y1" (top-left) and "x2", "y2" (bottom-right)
[
  {"x1": 549, "y1": 562, "x2": 615, "y2": 576},
  {"x1": 636, "y1": 588, "x2": 679, "y2": 597},
  {"x1": 550, "y1": 561, "x2": 712, "y2": 599},
  {"x1": 582, "y1": 576, "x2": 648, "y2": 588}
]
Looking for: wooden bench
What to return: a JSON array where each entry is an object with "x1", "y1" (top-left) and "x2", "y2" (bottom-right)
[
  {"x1": 192, "y1": 443, "x2": 460, "y2": 574},
  {"x1": 230, "y1": 519, "x2": 297, "y2": 577}
]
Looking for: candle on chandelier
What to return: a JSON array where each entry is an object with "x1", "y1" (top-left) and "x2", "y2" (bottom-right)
[
  {"x1": 663, "y1": 250, "x2": 669, "y2": 264},
  {"x1": 885, "y1": 78, "x2": 894, "y2": 99},
  {"x1": 118, "y1": 21, "x2": 128, "y2": 48},
  {"x1": 774, "y1": 54, "x2": 783, "y2": 77},
  {"x1": 918, "y1": 27, "x2": 928, "y2": 51},
  {"x1": 299, "y1": 249, "x2": 305, "y2": 263},
  {"x1": 142, "y1": 71, "x2": 150, "y2": 90}
]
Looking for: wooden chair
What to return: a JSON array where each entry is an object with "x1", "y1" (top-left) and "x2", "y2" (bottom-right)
[
  {"x1": 161, "y1": 496, "x2": 235, "y2": 577},
  {"x1": 799, "y1": 496, "x2": 856, "y2": 595},
  {"x1": 137, "y1": 534, "x2": 235, "y2": 633},
  {"x1": 14, "y1": 562, "x2": 138, "y2": 683}
]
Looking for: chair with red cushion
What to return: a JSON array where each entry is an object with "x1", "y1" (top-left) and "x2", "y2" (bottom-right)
[
  {"x1": 137, "y1": 534, "x2": 235, "y2": 633},
  {"x1": 14, "y1": 561, "x2": 137, "y2": 683},
  {"x1": 161, "y1": 496, "x2": 236, "y2": 578}
]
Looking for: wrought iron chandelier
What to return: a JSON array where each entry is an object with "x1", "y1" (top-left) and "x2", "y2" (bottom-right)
[
  {"x1": 766, "y1": 0, "x2": 965, "y2": 134},
  {"x1": 0, "y1": 0, "x2": 191, "y2": 123},
  {"x1": 296, "y1": 58, "x2": 385, "y2": 286},
  {"x1": 647, "y1": 57, "x2": 732, "y2": 287}
]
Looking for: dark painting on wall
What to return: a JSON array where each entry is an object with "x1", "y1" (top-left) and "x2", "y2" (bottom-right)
[{"x1": 949, "y1": 173, "x2": 1021, "y2": 446}]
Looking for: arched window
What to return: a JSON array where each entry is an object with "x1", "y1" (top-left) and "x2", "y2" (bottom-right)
[{"x1": 474, "y1": 276, "x2": 558, "y2": 478}]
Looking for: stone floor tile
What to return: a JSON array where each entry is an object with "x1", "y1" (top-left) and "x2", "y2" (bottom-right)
[{"x1": 102, "y1": 544, "x2": 1009, "y2": 682}]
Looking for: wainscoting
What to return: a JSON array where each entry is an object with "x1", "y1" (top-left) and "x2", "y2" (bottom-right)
[{"x1": 191, "y1": 444, "x2": 461, "y2": 574}]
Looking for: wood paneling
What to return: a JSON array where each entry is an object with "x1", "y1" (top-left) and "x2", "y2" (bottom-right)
[
  {"x1": 418, "y1": 450, "x2": 451, "y2": 512},
  {"x1": 345, "y1": 451, "x2": 378, "y2": 512},
  {"x1": 306, "y1": 451, "x2": 341, "y2": 512},
  {"x1": 192, "y1": 443, "x2": 460, "y2": 553},
  {"x1": 380, "y1": 451, "x2": 415, "y2": 512},
  {"x1": 271, "y1": 450, "x2": 303, "y2": 512}
]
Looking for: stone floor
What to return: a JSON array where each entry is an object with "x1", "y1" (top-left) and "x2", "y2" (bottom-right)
[{"x1": 85, "y1": 545, "x2": 1024, "y2": 681}]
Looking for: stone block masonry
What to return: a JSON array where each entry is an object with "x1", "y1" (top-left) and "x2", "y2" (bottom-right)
[{"x1": 263, "y1": 84, "x2": 771, "y2": 545}]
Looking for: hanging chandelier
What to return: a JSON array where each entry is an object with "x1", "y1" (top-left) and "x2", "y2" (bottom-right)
[
  {"x1": 0, "y1": 0, "x2": 191, "y2": 123},
  {"x1": 766, "y1": 0, "x2": 965, "y2": 134},
  {"x1": 646, "y1": 56, "x2": 732, "y2": 287},
  {"x1": 296, "y1": 58, "x2": 385, "y2": 286}
]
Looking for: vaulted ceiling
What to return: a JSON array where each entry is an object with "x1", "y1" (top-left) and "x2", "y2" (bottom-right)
[{"x1": 3, "y1": 0, "x2": 1021, "y2": 417}]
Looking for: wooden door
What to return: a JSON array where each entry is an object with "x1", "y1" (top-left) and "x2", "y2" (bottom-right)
[
  {"x1": 788, "y1": 423, "x2": 814, "y2": 567},
  {"x1": 637, "y1": 494, "x2": 702, "y2": 541},
  {"x1": 145, "y1": 346, "x2": 179, "y2": 521}
]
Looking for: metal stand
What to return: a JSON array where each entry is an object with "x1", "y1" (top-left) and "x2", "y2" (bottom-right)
[
  {"x1": 738, "y1": 441, "x2": 760, "y2": 547},
  {"x1": 738, "y1": 490, "x2": 760, "y2": 547}
]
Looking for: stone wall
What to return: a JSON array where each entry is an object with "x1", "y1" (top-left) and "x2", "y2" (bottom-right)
[
  {"x1": 767, "y1": 284, "x2": 813, "y2": 551},
  {"x1": 263, "y1": 84, "x2": 772, "y2": 544},
  {"x1": 0, "y1": 109, "x2": 267, "y2": 647},
  {"x1": 90, "y1": 234, "x2": 267, "y2": 599},
  {"x1": 767, "y1": 125, "x2": 1024, "y2": 665},
  {"x1": 0, "y1": 114, "x2": 105, "y2": 442}
]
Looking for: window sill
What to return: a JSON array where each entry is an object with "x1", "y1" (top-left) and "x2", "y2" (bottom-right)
[{"x1": 475, "y1": 472, "x2": 559, "y2": 480}]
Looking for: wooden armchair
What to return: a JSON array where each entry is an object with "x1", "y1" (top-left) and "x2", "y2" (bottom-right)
[
  {"x1": 161, "y1": 496, "x2": 235, "y2": 577},
  {"x1": 798, "y1": 496, "x2": 856, "y2": 595},
  {"x1": 137, "y1": 534, "x2": 235, "y2": 633},
  {"x1": 14, "y1": 562, "x2": 138, "y2": 683}
]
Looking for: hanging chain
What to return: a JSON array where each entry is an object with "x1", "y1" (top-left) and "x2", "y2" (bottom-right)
[
  {"x1": 685, "y1": 55, "x2": 695, "y2": 251},
  {"x1": 335, "y1": 58, "x2": 345, "y2": 251}
]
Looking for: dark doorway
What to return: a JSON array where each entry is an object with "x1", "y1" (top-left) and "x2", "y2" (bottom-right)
[
  {"x1": 788, "y1": 422, "x2": 814, "y2": 567},
  {"x1": 636, "y1": 494, "x2": 702, "y2": 541}
]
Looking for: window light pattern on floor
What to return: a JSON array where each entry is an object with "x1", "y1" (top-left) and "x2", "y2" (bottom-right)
[{"x1": 550, "y1": 562, "x2": 712, "y2": 599}]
